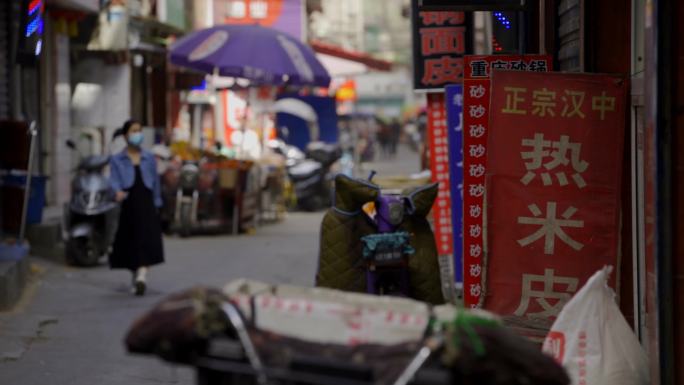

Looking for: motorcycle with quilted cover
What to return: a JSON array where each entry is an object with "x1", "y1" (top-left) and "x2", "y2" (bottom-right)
[{"x1": 315, "y1": 174, "x2": 445, "y2": 304}]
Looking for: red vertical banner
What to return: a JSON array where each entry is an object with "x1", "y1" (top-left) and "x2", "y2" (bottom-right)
[
  {"x1": 462, "y1": 55, "x2": 551, "y2": 308},
  {"x1": 485, "y1": 71, "x2": 627, "y2": 319},
  {"x1": 427, "y1": 93, "x2": 453, "y2": 259}
]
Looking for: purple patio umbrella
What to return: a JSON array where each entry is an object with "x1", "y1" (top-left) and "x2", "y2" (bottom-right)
[{"x1": 170, "y1": 24, "x2": 331, "y2": 87}]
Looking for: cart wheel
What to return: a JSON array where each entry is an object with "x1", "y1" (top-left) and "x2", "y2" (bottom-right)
[
  {"x1": 179, "y1": 203, "x2": 192, "y2": 237},
  {"x1": 66, "y1": 238, "x2": 100, "y2": 267}
]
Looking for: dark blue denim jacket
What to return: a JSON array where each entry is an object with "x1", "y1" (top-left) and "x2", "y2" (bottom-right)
[{"x1": 110, "y1": 150, "x2": 162, "y2": 208}]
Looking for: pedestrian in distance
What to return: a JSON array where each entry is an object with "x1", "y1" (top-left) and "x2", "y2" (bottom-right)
[
  {"x1": 109, "y1": 120, "x2": 165, "y2": 296},
  {"x1": 389, "y1": 118, "x2": 401, "y2": 158}
]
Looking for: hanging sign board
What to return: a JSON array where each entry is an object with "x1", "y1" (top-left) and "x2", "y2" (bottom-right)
[
  {"x1": 484, "y1": 70, "x2": 627, "y2": 319},
  {"x1": 411, "y1": 0, "x2": 472, "y2": 91},
  {"x1": 418, "y1": 0, "x2": 528, "y2": 11},
  {"x1": 462, "y1": 54, "x2": 552, "y2": 308},
  {"x1": 445, "y1": 84, "x2": 464, "y2": 284}
]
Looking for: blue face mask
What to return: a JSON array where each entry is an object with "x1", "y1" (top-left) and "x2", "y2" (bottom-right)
[{"x1": 127, "y1": 132, "x2": 144, "y2": 147}]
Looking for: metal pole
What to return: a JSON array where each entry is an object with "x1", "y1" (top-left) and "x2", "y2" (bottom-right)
[{"x1": 19, "y1": 121, "x2": 38, "y2": 243}]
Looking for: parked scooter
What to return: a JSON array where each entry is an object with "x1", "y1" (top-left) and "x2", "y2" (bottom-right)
[
  {"x1": 62, "y1": 138, "x2": 119, "y2": 266},
  {"x1": 361, "y1": 172, "x2": 414, "y2": 297},
  {"x1": 174, "y1": 160, "x2": 200, "y2": 237},
  {"x1": 268, "y1": 140, "x2": 341, "y2": 211}
]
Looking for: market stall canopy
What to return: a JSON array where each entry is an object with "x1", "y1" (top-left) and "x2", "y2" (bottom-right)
[{"x1": 170, "y1": 24, "x2": 331, "y2": 87}]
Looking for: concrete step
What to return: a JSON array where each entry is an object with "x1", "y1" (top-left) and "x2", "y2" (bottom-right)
[
  {"x1": 0, "y1": 257, "x2": 29, "y2": 310},
  {"x1": 26, "y1": 221, "x2": 66, "y2": 263}
]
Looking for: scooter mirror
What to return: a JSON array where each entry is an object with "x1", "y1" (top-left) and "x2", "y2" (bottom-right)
[{"x1": 66, "y1": 139, "x2": 76, "y2": 149}]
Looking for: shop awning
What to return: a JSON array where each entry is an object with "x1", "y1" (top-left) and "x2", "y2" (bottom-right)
[
  {"x1": 315, "y1": 53, "x2": 369, "y2": 77},
  {"x1": 47, "y1": 0, "x2": 99, "y2": 13},
  {"x1": 309, "y1": 40, "x2": 393, "y2": 75}
]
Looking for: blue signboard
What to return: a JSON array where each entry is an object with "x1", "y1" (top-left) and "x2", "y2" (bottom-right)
[{"x1": 445, "y1": 84, "x2": 464, "y2": 284}]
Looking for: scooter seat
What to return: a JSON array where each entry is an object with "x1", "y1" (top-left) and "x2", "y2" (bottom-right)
[
  {"x1": 306, "y1": 142, "x2": 341, "y2": 167},
  {"x1": 288, "y1": 159, "x2": 322, "y2": 179},
  {"x1": 79, "y1": 155, "x2": 110, "y2": 171}
]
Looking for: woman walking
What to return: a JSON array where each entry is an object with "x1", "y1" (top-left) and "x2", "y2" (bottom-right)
[{"x1": 109, "y1": 120, "x2": 164, "y2": 295}]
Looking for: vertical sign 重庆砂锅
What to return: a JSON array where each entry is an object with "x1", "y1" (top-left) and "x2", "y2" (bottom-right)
[{"x1": 462, "y1": 55, "x2": 552, "y2": 308}]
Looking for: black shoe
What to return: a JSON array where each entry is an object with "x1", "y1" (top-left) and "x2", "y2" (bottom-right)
[{"x1": 134, "y1": 280, "x2": 146, "y2": 296}]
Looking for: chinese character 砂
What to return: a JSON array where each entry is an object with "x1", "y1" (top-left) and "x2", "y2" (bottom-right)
[
  {"x1": 420, "y1": 27, "x2": 466, "y2": 56},
  {"x1": 532, "y1": 88, "x2": 556, "y2": 117},
  {"x1": 469, "y1": 164, "x2": 485, "y2": 178},
  {"x1": 470, "y1": 283, "x2": 482, "y2": 297},
  {"x1": 469, "y1": 60, "x2": 488, "y2": 77},
  {"x1": 561, "y1": 90, "x2": 586, "y2": 118},
  {"x1": 469, "y1": 84, "x2": 486, "y2": 99},
  {"x1": 422, "y1": 56, "x2": 464, "y2": 85},
  {"x1": 469, "y1": 204, "x2": 482, "y2": 218},
  {"x1": 514, "y1": 269, "x2": 579, "y2": 318},
  {"x1": 469, "y1": 243, "x2": 482, "y2": 258},
  {"x1": 469, "y1": 124, "x2": 486, "y2": 138},
  {"x1": 469, "y1": 144, "x2": 486, "y2": 158},
  {"x1": 592, "y1": 91, "x2": 616, "y2": 120},
  {"x1": 502, "y1": 87, "x2": 527, "y2": 115},
  {"x1": 510, "y1": 60, "x2": 527, "y2": 71},
  {"x1": 469, "y1": 224, "x2": 482, "y2": 238},
  {"x1": 469, "y1": 264, "x2": 482, "y2": 278},
  {"x1": 517, "y1": 202, "x2": 585, "y2": 255},
  {"x1": 469, "y1": 104, "x2": 486, "y2": 119},
  {"x1": 468, "y1": 183, "x2": 485, "y2": 197},
  {"x1": 528, "y1": 60, "x2": 548, "y2": 72}
]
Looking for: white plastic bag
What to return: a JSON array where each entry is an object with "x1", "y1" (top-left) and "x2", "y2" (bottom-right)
[{"x1": 542, "y1": 266, "x2": 649, "y2": 385}]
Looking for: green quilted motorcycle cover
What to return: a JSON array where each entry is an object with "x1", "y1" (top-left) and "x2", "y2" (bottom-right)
[{"x1": 315, "y1": 174, "x2": 445, "y2": 304}]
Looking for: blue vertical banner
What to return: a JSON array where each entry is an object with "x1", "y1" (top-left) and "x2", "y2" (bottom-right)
[{"x1": 445, "y1": 84, "x2": 464, "y2": 284}]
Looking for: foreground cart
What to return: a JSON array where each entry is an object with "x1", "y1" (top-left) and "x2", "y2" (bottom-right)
[{"x1": 125, "y1": 281, "x2": 570, "y2": 385}]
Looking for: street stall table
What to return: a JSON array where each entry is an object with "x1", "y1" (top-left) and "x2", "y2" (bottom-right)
[
  {"x1": 161, "y1": 153, "x2": 257, "y2": 236},
  {"x1": 205, "y1": 159, "x2": 258, "y2": 235}
]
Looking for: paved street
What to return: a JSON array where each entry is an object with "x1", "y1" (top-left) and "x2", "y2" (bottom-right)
[
  {"x1": 0, "y1": 145, "x2": 420, "y2": 385},
  {"x1": 0, "y1": 212, "x2": 323, "y2": 385}
]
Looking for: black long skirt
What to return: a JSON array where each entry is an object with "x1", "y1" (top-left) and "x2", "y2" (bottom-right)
[{"x1": 109, "y1": 165, "x2": 164, "y2": 271}]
